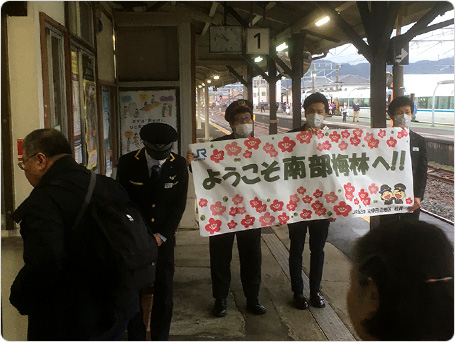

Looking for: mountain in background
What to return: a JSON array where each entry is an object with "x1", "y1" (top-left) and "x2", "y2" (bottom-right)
[{"x1": 312, "y1": 57, "x2": 454, "y2": 79}]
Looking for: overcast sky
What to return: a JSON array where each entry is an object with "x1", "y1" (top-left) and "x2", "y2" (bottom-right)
[{"x1": 326, "y1": 10, "x2": 454, "y2": 65}]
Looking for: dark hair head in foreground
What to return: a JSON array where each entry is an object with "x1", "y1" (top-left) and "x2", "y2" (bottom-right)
[{"x1": 348, "y1": 220, "x2": 454, "y2": 341}]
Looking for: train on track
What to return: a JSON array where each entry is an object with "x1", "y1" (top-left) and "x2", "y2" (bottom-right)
[{"x1": 323, "y1": 74, "x2": 454, "y2": 125}]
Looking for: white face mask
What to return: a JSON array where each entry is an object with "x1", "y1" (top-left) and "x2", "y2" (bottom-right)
[
  {"x1": 393, "y1": 114, "x2": 412, "y2": 127},
  {"x1": 306, "y1": 113, "x2": 324, "y2": 128},
  {"x1": 234, "y1": 123, "x2": 253, "y2": 138}
]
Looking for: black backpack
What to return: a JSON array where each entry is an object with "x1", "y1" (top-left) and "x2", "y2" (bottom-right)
[{"x1": 53, "y1": 171, "x2": 158, "y2": 299}]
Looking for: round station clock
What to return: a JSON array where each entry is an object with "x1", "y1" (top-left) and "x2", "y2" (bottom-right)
[{"x1": 209, "y1": 26, "x2": 243, "y2": 53}]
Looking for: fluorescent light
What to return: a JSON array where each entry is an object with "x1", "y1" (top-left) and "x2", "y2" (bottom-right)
[
  {"x1": 315, "y1": 16, "x2": 330, "y2": 26},
  {"x1": 198, "y1": 85, "x2": 202, "y2": 88},
  {"x1": 276, "y1": 42, "x2": 288, "y2": 52},
  {"x1": 202, "y1": 83, "x2": 205, "y2": 86},
  {"x1": 213, "y1": 75, "x2": 220, "y2": 80},
  {"x1": 207, "y1": 80, "x2": 212, "y2": 84},
  {"x1": 254, "y1": 56, "x2": 263, "y2": 63}
]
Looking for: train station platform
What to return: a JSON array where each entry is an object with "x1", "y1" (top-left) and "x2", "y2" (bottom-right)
[
  {"x1": 167, "y1": 122, "x2": 453, "y2": 341},
  {"x1": 252, "y1": 109, "x2": 454, "y2": 143},
  {"x1": 171, "y1": 188, "x2": 453, "y2": 341}
]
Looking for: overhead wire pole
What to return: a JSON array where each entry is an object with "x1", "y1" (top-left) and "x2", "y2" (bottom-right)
[
  {"x1": 289, "y1": 31, "x2": 305, "y2": 129},
  {"x1": 392, "y1": 9, "x2": 404, "y2": 98},
  {"x1": 204, "y1": 83, "x2": 210, "y2": 141}
]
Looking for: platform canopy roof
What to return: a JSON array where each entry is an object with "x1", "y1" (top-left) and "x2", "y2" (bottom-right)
[{"x1": 109, "y1": 1, "x2": 453, "y2": 87}]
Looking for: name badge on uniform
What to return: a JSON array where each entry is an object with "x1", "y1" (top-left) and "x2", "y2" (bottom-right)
[{"x1": 412, "y1": 147, "x2": 419, "y2": 152}]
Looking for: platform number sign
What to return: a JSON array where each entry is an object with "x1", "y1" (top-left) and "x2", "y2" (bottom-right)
[{"x1": 246, "y1": 28, "x2": 270, "y2": 55}]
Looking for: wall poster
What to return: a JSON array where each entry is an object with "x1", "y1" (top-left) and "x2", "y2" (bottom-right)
[
  {"x1": 119, "y1": 89, "x2": 178, "y2": 156},
  {"x1": 84, "y1": 79, "x2": 98, "y2": 169},
  {"x1": 71, "y1": 50, "x2": 83, "y2": 164},
  {"x1": 102, "y1": 88, "x2": 113, "y2": 177},
  {"x1": 82, "y1": 53, "x2": 98, "y2": 170}
]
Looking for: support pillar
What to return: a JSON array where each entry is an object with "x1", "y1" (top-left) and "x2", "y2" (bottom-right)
[
  {"x1": 204, "y1": 84, "x2": 210, "y2": 141},
  {"x1": 392, "y1": 12, "x2": 404, "y2": 98},
  {"x1": 197, "y1": 87, "x2": 202, "y2": 130},
  {"x1": 268, "y1": 55, "x2": 277, "y2": 134},
  {"x1": 246, "y1": 64, "x2": 253, "y2": 104},
  {"x1": 289, "y1": 32, "x2": 305, "y2": 129}
]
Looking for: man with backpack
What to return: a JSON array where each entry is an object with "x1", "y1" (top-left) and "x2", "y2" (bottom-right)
[
  {"x1": 10, "y1": 128, "x2": 146, "y2": 340},
  {"x1": 117, "y1": 122, "x2": 189, "y2": 341}
]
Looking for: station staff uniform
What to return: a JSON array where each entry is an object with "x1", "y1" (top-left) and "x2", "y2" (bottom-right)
[
  {"x1": 210, "y1": 133, "x2": 263, "y2": 305},
  {"x1": 117, "y1": 123, "x2": 189, "y2": 341},
  {"x1": 288, "y1": 124, "x2": 331, "y2": 308},
  {"x1": 381, "y1": 129, "x2": 427, "y2": 223}
]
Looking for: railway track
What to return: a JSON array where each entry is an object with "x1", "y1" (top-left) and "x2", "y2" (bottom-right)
[{"x1": 427, "y1": 165, "x2": 454, "y2": 184}]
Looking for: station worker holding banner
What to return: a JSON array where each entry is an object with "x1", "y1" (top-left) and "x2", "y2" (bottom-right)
[
  {"x1": 287, "y1": 92, "x2": 336, "y2": 310},
  {"x1": 187, "y1": 100, "x2": 267, "y2": 318},
  {"x1": 380, "y1": 95, "x2": 427, "y2": 224},
  {"x1": 117, "y1": 123, "x2": 189, "y2": 341},
  {"x1": 188, "y1": 96, "x2": 417, "y2": 319}
]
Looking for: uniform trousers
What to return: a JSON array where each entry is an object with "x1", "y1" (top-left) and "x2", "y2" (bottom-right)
[
  {"x1": 127, "y1": 235, "x2": 175, "y2": 341},
  {"x1": 288, "y1": 220, "x2": 330, "y2": 295},
  {"x1": 209, "y1": 229, "x2": 262, "y2": 300}
]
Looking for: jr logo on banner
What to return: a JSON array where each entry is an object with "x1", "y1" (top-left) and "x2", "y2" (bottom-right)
[{"x1": 190, "y1": 128, "x2": 414, "y2": 237}]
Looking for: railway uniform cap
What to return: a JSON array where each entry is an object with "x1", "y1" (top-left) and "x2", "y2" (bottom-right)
[
  {"x1": 140, "y1": 122, "x2": 178, "y2": 144},
  {"x1": 394, "y1": 183, "x2": 406, "y2": 191},
  {"x1": 379, "y1": 185, "x2": 392, "y2": 194},
  {"x1": 225, "y1": 99, "x2": 253, "y2": 123}
]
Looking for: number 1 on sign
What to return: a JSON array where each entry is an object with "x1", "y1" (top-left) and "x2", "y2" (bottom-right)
[{"x1": 254, "y1": 32, "x2": 261, "y2": 49}]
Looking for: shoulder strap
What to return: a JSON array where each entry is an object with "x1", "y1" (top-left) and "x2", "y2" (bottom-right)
[
  {"x1": 72, "y1": 171, "x2": 97, "y2": 231},
  {"x1": 49, "y1": 171, "x2": 97, "y2": 231}
]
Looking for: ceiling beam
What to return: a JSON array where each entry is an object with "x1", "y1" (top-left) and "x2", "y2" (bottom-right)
[
  {"x1": 413, "y1": 18, "x2": 454, "y2": 37},
  {"x1": 302, "y1": 29, "x2": 341, "y2": 43},
  {"x1": 228, "y1": 2, "x2": 291, "y2": 25},
  {"x1": 196, "y1": 59, "x2": 245, "y2": 67},
  {"x1": 400, "y1": 2, "x2": 453, "y2": 43},
  {"x1": 269, "y1": 52, "x2": 292, "y2": 77},
  {"x1": 166, "y1": 3, "x2": 224, "y2": 24},
  {"x1": 356, "y1": 2, "x2": 371, "y2": 40},
  {"x1": 223, "y1": 4, "x2": 248, "y2": 27},
  {"x1": 146, "y1": 2, "x2": 168, "y2": 12},
  {"x1": 315, "y1": 2, "x2": 372, "y2": 62},
  {"x1": 226, "y1": 66, "x2": 248, "y2": 86},
  {"x1": 201, "y1": 2, "x2": 219, "y2": 36},
  {"x1": 242, "y1": 54, "x2": 269, "y2": 82}
]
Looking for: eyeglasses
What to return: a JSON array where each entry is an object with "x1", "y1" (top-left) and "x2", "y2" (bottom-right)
[
  {"x1": 233, "y1": 115, "x2": 253, "y2": 124},
  {"x1": 18, "y1": 153, "x2": 38, "y2": 171}
]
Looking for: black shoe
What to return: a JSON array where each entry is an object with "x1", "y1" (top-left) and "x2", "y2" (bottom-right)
[
  {"x1": 213, "y1": 299, "x2": 227, "y2": 317},
  {"x1": 310, "y1": 292, "x2": 326, "y2": 308},
  {"x1": 246, "y1": 299, "x2": 266, "y2": 315},
  {"x1": 292, "y1": 294, "x2": 309, "y2": 310}
]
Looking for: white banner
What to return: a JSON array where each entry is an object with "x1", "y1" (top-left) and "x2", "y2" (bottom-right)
[{"x1": 190, "y1": 128, "x2": 414, "y2": 237}]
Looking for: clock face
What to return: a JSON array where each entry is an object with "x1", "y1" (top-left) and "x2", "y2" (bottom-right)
[{"x1": 209, "y1": 26, "x2": 243, "y2": 53}]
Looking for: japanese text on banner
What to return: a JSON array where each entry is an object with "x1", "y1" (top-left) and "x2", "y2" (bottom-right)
[{"x1": 190, "y1": 127, "x2": 413, "y2": 237}]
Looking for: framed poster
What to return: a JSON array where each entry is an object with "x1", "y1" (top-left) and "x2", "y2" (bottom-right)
[
  {"x1": 119, "y1": 88, "x2": 178, "y2": 155},
  {"x1": 84, "y1": 79, "x2": 98, "y2": 169},
  {"x1": 102, "y1": 88, "x2": 113, "y2": 177}
]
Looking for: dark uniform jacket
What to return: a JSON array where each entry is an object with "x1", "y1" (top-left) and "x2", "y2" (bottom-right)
[
  {"x1": 410, "y1": 130, "x2": 428, "y2": 199},
  {"x1": 117, "y1": 148, "x2": 189, "y2": 240},
  {"x1": 10, "y1": 155, "x2": 139, "y2": 341}
]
